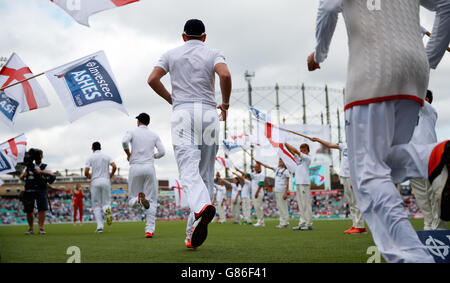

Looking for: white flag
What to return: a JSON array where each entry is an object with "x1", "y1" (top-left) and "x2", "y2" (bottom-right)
[
  {"x1": 0, "y1": 90, "x2": 20, "y2": 129},
  {"x1": 50, "y1": 0, "x2": 139, "y2": 27},
  {"x1": 0, "y1": 53, "x2": 50, "y2": 112},
  {"x1": 169, "y1": 178, "x2": 189, "y2": 209},
  {"x1": 46, "y1": 50, "x2": 128, "y2": 122},
  {"x1": 0, "y1": 134, "x2": 27, "y2": 166}
]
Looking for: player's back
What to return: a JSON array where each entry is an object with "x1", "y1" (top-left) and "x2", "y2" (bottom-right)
[
  {"x1": 128, "y1": 126, "x2": 160, "y2": 165},
  {"x1": 342, "y1": 0, "x2": 429, "y2": 108}
]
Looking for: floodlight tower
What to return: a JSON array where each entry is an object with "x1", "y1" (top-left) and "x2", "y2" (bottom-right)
[{"x1": 245, "y1": 70, "x2": 255, "y2": 168}]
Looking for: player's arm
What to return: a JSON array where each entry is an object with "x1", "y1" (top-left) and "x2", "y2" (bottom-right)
[
  {"x1": 283, "y1": 176, "x2": 290, "y2": 200},
  {"x1": 214, "y1": 62, "x2": 232, "y2": 121},
  {"x1": 122, "y1": 132, "x2": 132, "y2": 161},
  {"x1": 84, "y1": 168, "x2": 91, "y2": 180},
  {"x1": 219, "y1": 178, "x2": 232, "y2": 187},
  {"x1": 420, "y1": 0, "x2": 450, "y2": 69},
  {"x1": 110, "y1": 162, "x2": 117, "y2": 179},
  {"x1": 256, "y1": 160, "x2": 275, "y2": 171},
  {"x1": 232, "y1": 171, "x2": 245, "y2": 182},
  {"x1": 154, "y1": 136, "x2": 166, "y2": 159},
  {"x1": 235, "y1": 167, "x2": 246, "y2": 176},
  {"x1": 285, "y1": 142, "x2": 300, "y2": 156},
  {"x1": 148, "y1": 67, "x2": 173, "y2": 105},
  {"x1": 255, "y1": 177, "x2": 265, "y2": 198},
  {"x1": 311, "y1": 137, "x2": 339, "y2": 149},
  {"x1": 308, "y1": 0, "x2": 343, "y2": 71}
]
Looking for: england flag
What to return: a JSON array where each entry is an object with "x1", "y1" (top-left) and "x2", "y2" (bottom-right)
[
  {"x1": 50, "y1": 0, "x2": 139, "y2": 27},
  {"x1": 168, "y1": 178, "x2": 188, "y2": 209},
  {"x1": 0, "y1": 53, "x2": 50, "y2": 113},
  {"x1": 215, "y1": 156, "x2": 233, "y2": 169}
]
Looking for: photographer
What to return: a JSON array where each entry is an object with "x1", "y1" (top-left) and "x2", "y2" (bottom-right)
[{"x1": 19, "y1": 148, "x2": 55, "y2": 235}]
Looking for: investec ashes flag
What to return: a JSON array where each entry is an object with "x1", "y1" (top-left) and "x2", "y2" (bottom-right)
[{"x1": 46, "y1": 51, "x2": 128, "y2": 122}]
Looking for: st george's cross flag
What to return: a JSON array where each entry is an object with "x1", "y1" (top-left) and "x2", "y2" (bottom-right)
[
  {"x1": 0, "y1": 53, "x2": 50, "y2": 113},
  {"x1": 0, "y1": 90, "x2": 20, "y2": 129},
  {"x1": 50, "y1": 0, "x2": 139, "y2": 27},
  {"x1": 46, "y1": 51, "x2": 128, "y2": 122},
  {"x1": 215, "y1": 156, "x2": 233, "y2": 169},
  {"x1": 0, "y1": 134, "x2": 27, "y2": 170},
  {"x1": 168, "y1": 178, "x2": 188, "y2": 209}
]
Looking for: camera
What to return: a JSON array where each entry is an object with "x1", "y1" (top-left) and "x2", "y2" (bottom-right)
[{"x1": 22, "y1": 148, "x2": 56, "y2": 185}]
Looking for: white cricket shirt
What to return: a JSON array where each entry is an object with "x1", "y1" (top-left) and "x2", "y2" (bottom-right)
[
  {"x1": 231, "y1": 183, "x2": 241, "y2": 201},
  {"x1": 274, "y1": 167, "x2": 290, "y2": 193},
  {"x1": 294, "y1": 153, "x2": 311, "y2": 185},
  {"x1": 85, "y1": 150, "x2": 113, "y2": 182},
  {"x1": 215, "y1": 184, "x2": 227, "y2": 203},
  {"x1": 250, "y1": 172, "x2": 265, "y2": 197},
  {"x1": 241, "y1": 179, "x2": 251, "y2": 199},
  {"x1": 122, "y1": 125, "x2": 165, "y2": 165},
  {"x1": 155, "y1": 39, "x2": 227, "y2": 108},
  {"x1": 411, "y1": 101, "x2": 438, "y2": 144}
]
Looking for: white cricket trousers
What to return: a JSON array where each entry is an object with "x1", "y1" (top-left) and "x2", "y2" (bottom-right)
[
  {"x1": 90, "y1": 178, "x2": 111, "y2": 230},
  {"x1": 218, "y1": 200, "x2": 226, "y2": 223},
  {"x1": 231, "y1": 200, "x2": 241, "y2": 222},
  {"x1": 128, "y1": 164, "x2": 158, "y2": 234},
  {"x1": 170, "y1": 102, "x2": 219, "y2": 238},
  {"x1": 295, "y1": 184, "x2": 312, "y2": 227},
  {"x1": 252, "y1": 193, "x2": 264, "y2": 224},
  {"x1": 241, "y1": 197, "x2": 252, "y2": 223},
  {"x1": 340, "y1": 176, "x2": 364, "y2": 229},
  {"x1": 346, "y1": 100, "x2": 435, "y2": 263},
  {"x1": 275, "y1": 192, "x2": 289, "y2": 226},
  {"x1": 410, "y1": 178, "x2": 446, "y2": 230}
]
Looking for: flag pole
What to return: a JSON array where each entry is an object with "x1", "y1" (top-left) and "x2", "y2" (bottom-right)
[
  {"x1": 0, "y1": 72, "x2": 45, "y2": 91},
  {"x1": 253, "y1": 117, "x2": 313, "y2": 140}
]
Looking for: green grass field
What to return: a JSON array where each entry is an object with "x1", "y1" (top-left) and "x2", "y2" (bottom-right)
[{"x1": 0, "y1": 218, "x2": 444, "y2": 263}]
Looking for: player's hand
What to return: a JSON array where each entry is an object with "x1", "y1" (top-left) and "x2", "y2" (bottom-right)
[
  {"x1": 283, "y1": 192, "x2": 288, "y2": 200},
  {"x1": 255, "y1": 192, "x2": 259, "y2": 199},
  {"x1": 307, "y1": 52, "x2": 321, "y2": 71},
  {"x1": 217, "y1": 104, "x2": 229, "y2": 121},
  {"x1": 311, "y1": 137, "x2": 318, "y2": 142}
]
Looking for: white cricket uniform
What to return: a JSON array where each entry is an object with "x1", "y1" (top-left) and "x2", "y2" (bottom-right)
[
  {"x1": 122, "y1": 125, "x2": 165, "y2": 234},
  {"x1": 410, "y1": 102, "x2": 446, "y2": 230},
  {"x1": 250, "y1": 172, "x2": 265, "y2": 224},
  {"x1": 314, "y1": 0, "x2": 447, "y2": 262},
  {"x1": 338, "y1": 143, "x2": 364, "y2": 229},
  {"x1": 215, "y1": 184, "x2": 227, "y2": 223},
  {"x1": 293, "y1": 153, "x2": 312, "y2": 228},
  {"x1": 85, "y1": 150, "x2": 113, "y2": 230},
  {"x1": 422, "y1": 0, "x2": 450, "y2": 69},
  {"x1": 230, "y1": 183, "x2": 241, "y2": 222},
  {"x1": 274, "y1": 167, "x2": 290, "y2": 226},
  {"x1": 155, "y1": 39, "x2": 226, "y2": 238},
  {"x1": 241, "y1": 179, "x2": 252, "y2": 223}
]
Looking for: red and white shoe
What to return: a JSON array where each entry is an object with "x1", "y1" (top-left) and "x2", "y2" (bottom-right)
[
  {"x1": 428, "y1": 140, "x2": 450, "y2": 221},
  {"x1": 185, "y1": 238, "x2": 196, "y2": 249},
  {"x1": 138, "y1": 192, "x2": 150, "y2": 210},
  {"x1": 344, "y1": 226, "x2": 367, "y2": 234},
  {"x1": 188, "y1": 204, "x2": 216, "y2": 248},
  {"x1": 145, "y1": 232, "x2": 153, "y2": 238}
]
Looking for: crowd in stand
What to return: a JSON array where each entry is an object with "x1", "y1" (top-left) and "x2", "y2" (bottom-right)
[{"x1": 0, "y1": 188, "x2": 422, "y2": 225}]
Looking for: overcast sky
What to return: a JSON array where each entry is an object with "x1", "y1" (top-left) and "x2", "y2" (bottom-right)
[{"x1": 0, "y1": 0, "x2": 449, "y2": 180}]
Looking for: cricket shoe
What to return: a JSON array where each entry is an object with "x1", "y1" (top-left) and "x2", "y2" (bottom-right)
[
  {"x1": 428, "y1": 140, "x2": 450, "y2": 221},
  {"x1": 25, "y1": 229, "x2": 34, "y2": 235},
  {"x1": 189, "y1": 204, "x2": 216, "y2": 248},
  {"x1": 95, "y1": 228, "x2": 103, "y2": 234},
  {"x1": 185, "y1": 238, "x2": 197, "y2": 249},
  {"x1": 106, "y1": 208, "x2": 113, "y2": 226},
  {"x1": 138, "y1": 192, "x2": 150, "y2": 210},
  {"x1": 39, "y1": 228, "x2": 46, "y2": 235},
  {"x1": 253, "y1": 222, "x2": 265, "y2": 227},
  {"x1": 145, "y1": 232, "x2": 153, "y2": 238},
  {"x1": 276, "y1": 224, "x2": 290, "y2": 229},
  {"x1": 344, "y1": 226, "x2": 367, "y2": 234}
]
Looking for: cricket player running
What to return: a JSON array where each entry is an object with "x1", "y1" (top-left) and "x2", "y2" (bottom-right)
[
  {"x1": 409, "y1": 90, "x2": 447, "y2": 230},
  {"x1": 84, "y1": 142, "x2": 117, "y2": 233},
  {"x1": 308, "y1": 0, "x2": 449, "y2": 262},
  {"x1": 148, "y1": 19, "x2": 232, "y2": 248},
  {"x1": 310, "y1": 137, "x2": 366, "y2": 234},
  {"x1": 122, "y1": 113, "x2": 166, "y2": 238}
]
